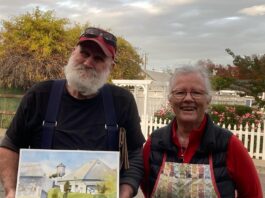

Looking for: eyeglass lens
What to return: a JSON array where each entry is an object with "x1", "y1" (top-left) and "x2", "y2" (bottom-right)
[{"x1": 171, "y1": 91, "x2": 206, "y2": 99}]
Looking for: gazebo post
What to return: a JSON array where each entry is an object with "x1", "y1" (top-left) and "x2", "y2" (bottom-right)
[{"x1": 112, "y1": 80, "x2": 152, "y2": 138}]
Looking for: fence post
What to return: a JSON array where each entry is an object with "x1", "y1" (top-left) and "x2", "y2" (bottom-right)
[
  {"x1": 249, "y1": 124, "x2": 255, "y2": 158},
  {"x1": 262, "y1": 121, "x2": 265, "y2": 160},
  {"x1": 255, "y1": 123, "x2": 261, "y2": 159},
  {"x1": 141, "y1": 114, "x2": 148, "y2": 139}
]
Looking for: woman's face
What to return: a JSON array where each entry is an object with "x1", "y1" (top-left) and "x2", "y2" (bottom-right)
[{"x1": 168, "y1": 72, "x2": 211, "y2": 128}]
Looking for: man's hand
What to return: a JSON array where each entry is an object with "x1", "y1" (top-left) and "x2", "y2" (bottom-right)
[
  {"x1": 120, "y1": 184, "x2": 134, "y2": 198},
  {"x1": 5, "y1": 189, "x2": 16, "y2": 198}
]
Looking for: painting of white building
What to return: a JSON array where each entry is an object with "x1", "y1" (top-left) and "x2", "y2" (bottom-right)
[{"x1": 16, "y1": 149, "x2": 119, "y2": 198}]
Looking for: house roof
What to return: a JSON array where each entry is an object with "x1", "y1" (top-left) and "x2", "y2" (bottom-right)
[
  {"x1": 59, "y1": 159, "x2": 115, "y2": 181},
  {"x1": 143, "y1": 69, "x2": 171, "y2": 82},
  {"x1": 19, "y1": 163, "x2": 52, "y2": 177}
]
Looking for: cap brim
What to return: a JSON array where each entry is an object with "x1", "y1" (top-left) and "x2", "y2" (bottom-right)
[{"x1": 79, "y1": 37, "x2": 112, "y2": 57}]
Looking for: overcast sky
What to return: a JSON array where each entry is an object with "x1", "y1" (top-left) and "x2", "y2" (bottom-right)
[{"x1": 0, "y1": 0, "x2": 265, "y2": 71}]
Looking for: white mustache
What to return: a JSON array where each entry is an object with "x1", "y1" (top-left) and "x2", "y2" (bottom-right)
[
  {"x1": 76, "y1": 65, "x2": 95, "y2": 71},
  {"x1": 75, "y1": 65, "x2": 97, "y2": 77}
]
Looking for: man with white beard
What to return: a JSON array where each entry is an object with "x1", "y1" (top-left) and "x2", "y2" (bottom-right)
[{"x1": 0, "y1": 27, "x2": 145, "y2": 198}]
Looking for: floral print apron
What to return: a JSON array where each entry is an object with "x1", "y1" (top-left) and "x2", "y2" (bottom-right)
[{"x1": 151, "y1": 154, "x2": 219, "y2": 198}]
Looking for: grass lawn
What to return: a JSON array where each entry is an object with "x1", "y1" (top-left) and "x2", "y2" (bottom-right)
[
  {"x1": 0, "y1": 89, "x2": 23, "y2": 128},
  {"x1": 0, "y1": 97, "x2": 21, "y2": 112},
  {"x1": 0, "y1": 87, "x2": 24, "y2": 95}
]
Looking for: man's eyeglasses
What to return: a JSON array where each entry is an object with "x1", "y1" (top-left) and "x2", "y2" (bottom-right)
[
  {"x1": 170, "y1": 90, "x2": 208, "y2": 100},
  {"x1": 80, "y1": 27, "x2": 117, "y2": 49}
]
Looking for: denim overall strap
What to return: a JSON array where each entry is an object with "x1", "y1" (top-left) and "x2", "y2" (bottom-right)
[
  {"x1": 100, "y1": 84, "x2": 119, "y2": 151},
  {"x1": 41, "y1": 79, "x2": 66, "y2": 149}
]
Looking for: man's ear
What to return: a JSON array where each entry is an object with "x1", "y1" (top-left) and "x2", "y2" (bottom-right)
[
  {"x1": 71, "y1": 46, "x2": 77, "y2": 55},
  {"x1": 110, "y1": 61, "x2": 116, "y2": 70}
]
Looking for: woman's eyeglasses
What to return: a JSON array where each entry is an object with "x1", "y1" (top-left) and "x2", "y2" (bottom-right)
[
  {"x1": 80, "y1": 27, "x2": 117, "y2": 49},
  {"x1": 170, "y1": 90, "x2": 208, "y2": 100}
]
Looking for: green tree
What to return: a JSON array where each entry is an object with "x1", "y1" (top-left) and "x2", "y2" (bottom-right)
[
  {"x1": 211, "y1": 76, "x2": 235, "y2": 90},
  {"x1": 0, "y1": 7, "x2": 82, "y2": 89},
  {"x1": 226, "y1": 48, "x2": 265, "y2": 107},
  {"x1": 197, "y1": 59, "x2": 237, "y2": 91},
  {"x1": 112, "y1": 37, "x2": 144, "y2": 79}
]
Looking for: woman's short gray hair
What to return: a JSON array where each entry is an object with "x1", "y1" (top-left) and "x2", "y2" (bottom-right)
[{"x1": 169, "y1": 64, "x2": 212, "y2": 95}]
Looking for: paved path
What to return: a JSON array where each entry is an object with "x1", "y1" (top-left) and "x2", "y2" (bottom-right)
[{"x1": 259, "y1": 174, "x2": 265, "y2": 197}]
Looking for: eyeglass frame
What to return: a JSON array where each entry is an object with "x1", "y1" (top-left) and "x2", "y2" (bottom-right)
[
  {"x1": 169, "y1": 90, "x2": 208, "y2": 100},
  {"x1": 80, "y1": 27, "x2": 117, "y2": 49}
]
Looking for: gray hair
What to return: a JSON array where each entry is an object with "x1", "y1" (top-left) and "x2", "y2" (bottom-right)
[{"x1": 169, "y1": 64, "x2": 212, "y2": 95}]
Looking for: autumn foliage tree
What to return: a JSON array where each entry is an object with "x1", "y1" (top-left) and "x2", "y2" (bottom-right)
[
  {"x1": 0, "y1": 8, "x2": 144, "y2": 90},
  {"x1": 111, "y1": 37, "x2": 144, "y2": 79},
  {"x1": 0, "y1": 7, "x2": 83, "y2": 89},
  {"x1": 226, "y1": 48, "x2": 265, "y2": 107},
  {"x1": 197, "y1": 59, "x2": 237, "y2": 90}
]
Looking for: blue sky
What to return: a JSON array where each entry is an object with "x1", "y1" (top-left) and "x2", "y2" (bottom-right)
[
  {"x1": 0, "y1": 0, "x2": 265, "y2": 71},
  {"x1": 19, "y1": 149, "x2": 119, "y2": 170}
]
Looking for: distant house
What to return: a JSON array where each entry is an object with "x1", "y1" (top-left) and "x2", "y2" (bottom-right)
[
  {"x1": 211, "y1": 90, "x2": 255, "y2": 107},
  {"x1": 16, "y1": 163, "x2": 54, "y2": 198},
  {"x1": 136, "y1": 69, "x2": 171, "y2": 115},
  {"x1": 57, "y1": 159, "x2": 116, "y2": 194},
  {"x1": 143, "y1": 69, "x2": 171, "y2": 82},
  {"x1": 142, "y1": 69, "x2": 171, "y2": 90}
]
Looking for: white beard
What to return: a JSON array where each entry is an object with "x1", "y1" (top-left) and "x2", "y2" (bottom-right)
[{"x1": 64, "y1": 56, "x2": 110, "y2": 96}]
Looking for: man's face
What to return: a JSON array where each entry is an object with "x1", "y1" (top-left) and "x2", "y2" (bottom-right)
[
  {"x1": 64, "y1": 42, "x2": 113, "y2": 96},
  {"x1": 168, "y1": 72, "x2": 211, "y2": 128}
]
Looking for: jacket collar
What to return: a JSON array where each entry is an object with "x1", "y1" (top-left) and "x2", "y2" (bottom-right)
[
  {"x1": 156, "y1": 114, "x2": 217, "y2": 154},
  {"x1": 196, "y1": 114, "x2": 217, "y2": 154}
]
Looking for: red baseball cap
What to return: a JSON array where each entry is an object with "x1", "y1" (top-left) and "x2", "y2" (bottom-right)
[{"x1": 78, "y1": 27, "x2": 117, "y2": 59}]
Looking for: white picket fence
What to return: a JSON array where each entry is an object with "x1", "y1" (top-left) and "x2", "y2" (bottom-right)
[{"x1": 140, "y1": 115, "x2": 265, "y2": 160}]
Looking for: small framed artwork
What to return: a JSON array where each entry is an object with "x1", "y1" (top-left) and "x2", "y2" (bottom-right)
[{"x1": 16, "y1": 149, "x2": 119, "y2": 198}]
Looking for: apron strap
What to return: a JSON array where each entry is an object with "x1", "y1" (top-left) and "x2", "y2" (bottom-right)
[
  {"x1": 151, "y1": 152, "x2": 167, "y2": 197},
  {"x1": 209, "y1": 153, "x2": 221, "y2": 198}
]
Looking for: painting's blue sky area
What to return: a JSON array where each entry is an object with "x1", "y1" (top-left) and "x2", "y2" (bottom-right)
[
  {"x1": 0, "y1": 0, "x2": 265, "y2": 70},
  {"x1": 20, "y1": 149, "x2": 119, "y2": 170}
]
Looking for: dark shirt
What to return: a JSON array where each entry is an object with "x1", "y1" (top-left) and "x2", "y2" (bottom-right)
[
  {"x1": 1, "y1": 80, "x2": 145, "y2": 195},
  {"x1": 1, "y1": 80, "x2": 145, "y2": 151}
]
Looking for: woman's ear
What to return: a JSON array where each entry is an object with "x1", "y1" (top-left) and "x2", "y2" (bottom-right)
[
  {"x1": 168, "y1": 96, "x2": 173, "y2": 107},
  {"x1": 207, "y1": 95, "x2": 212, "y2": 105}
]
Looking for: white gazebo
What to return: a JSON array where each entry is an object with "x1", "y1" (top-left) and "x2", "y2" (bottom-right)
[
  {"x1": 112, "y1": 79, "x2": 152, "y2": 137},
  {"x1": 112, "y1": 79, "x2": 152, "y2": 118}
]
